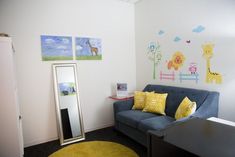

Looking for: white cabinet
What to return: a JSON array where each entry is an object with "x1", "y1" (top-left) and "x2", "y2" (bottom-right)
[{"x1": 0, "y1": 37, "x2": 24, "y2": 157}]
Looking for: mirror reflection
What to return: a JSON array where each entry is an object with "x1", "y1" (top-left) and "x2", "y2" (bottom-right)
[{"x1": 53, "y1": 63, "x2": 85, "y2": 145}]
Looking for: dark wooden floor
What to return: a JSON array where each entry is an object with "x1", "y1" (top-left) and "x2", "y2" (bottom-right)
[{"x1": 24, "y1": 127, "x2": 147, "y2": 157}]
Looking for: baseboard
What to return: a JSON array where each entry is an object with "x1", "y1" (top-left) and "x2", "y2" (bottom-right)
[
  {"x1": 85, "y1": 123, "x2": 114, "y2": 133},
  {"x1": 24, "y1": 123, "x2": 114, "y2": 147},
  {"x1": 24, "y1": 136, "x2": 59, "y2": 148}
]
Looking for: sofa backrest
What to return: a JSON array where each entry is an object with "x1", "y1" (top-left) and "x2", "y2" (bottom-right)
[{"x1": 143, "y1": 84, "x2": 209, "y2": 117}]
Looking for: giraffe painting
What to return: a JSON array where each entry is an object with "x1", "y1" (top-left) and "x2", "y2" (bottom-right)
[
  {"x1": 87, "y1": 40, "x2": 98, "y2": 56},
  {"x1": 75, "y1": 37, "x2": 102, "y2": 60},
  {"x1": 202, "y1": 43, "x2": 222, "y2": 84}
]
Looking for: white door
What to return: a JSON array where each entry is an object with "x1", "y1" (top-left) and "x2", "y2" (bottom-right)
[
  {"x1": 12, "y1": 38, "x2": 24, "y2": 157},
  {"x1": 15, "y1": 88, "x2": 24, "y2": 157},
  {"x1": 0, "y1": 37, "x2": 24, "y2": 157}
]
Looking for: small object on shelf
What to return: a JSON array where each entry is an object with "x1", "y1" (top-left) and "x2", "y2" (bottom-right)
[
  {"x1": 116, "y1": 83, "x2": 128, "y2": 97},
  {"x1": 109, "y1": 93, "x2": 134, "y2": 101}
]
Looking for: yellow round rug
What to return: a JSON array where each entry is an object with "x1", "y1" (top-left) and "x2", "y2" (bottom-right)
[{"x1": 49, "y1": 141, "x2": 139, "y2": 157}]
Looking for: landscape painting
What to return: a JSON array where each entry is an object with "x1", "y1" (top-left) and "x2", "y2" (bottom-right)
[
  {"x1": 41, "y1": 35, "x2": 73, "y2": 61},
  {"x1": 75, "y1": 37, "x2": 102, "y2": 60}
]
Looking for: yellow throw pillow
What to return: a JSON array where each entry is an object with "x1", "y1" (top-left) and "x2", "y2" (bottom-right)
[
  {"x1": 132, "y1": 91, "x2": 152, "y2": 110},
  {"x1": 142, "y1": 92, "x2": 168, "y2": 115},
  {"x1": 175, "y1": 97, "x2": 197, "y2": 120},
  {"x1": 132, "y1": 91, "x2": 146, "y2": 110}
]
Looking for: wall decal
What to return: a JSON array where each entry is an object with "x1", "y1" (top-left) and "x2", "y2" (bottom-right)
[
  {"x1": 167, "y1": 51, "x2": 186, "y2": 71},
  {"x1": 180, "y1": 63, "x2": 199, "y2": 83},
  {"x1": 174, "y1": 36, "x2": 181, "y2": 42},
  {"x1": 179, "y1": 73, "x2": 199, "y2": 83},
  {"x1": 188, "y1": 62, "x2": 197, "y2": 74},
  {"x1": 202, "y1": 43, "x2": 222, "y2": 84},
  {"x1": 148, "y1": 42, "x2": 157, "y2": 53},
  {"x1": 41, "y1": 35, "x2": 73, "y2": 61},
  {"x1": 75, "y1": 37, "x2": 102, "y2": 60},
  {"x1": 160, "y1": 71, "x2": 175, "y2": 81},
  {"x1": 158, "y1": 30, "x2": 165, "y2": 35},
  {"x1": 186, "y1": 40, "x2": 191, "y2": 44},
  {"x1": 192, "y1": 25, "x2": 205, "y2": 33},
  {"x1": 147, "y1": 42, "x2": 162, "y2": 79}
]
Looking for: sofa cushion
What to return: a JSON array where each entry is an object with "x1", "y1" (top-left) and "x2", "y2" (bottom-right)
[
  {"x1": 132, "y1": 91, "x2": 153, "y2": 110},
  {"x1": 175, "y1": 97, "x2": 197, "y2": 120},
  {"x1": 143, "y1": 92, "x2": 168, "y2": 115},
  {"x1": 116, "y1": 110, "x2": 157, "y2": 128},
  {"x1": 143, "y1": 85, "x2": 209, "y2": 117},
  {"x1": 138, "y1": 116, "x2": 175, "y2": 133}
]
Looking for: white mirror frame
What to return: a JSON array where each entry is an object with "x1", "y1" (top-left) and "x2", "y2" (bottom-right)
[{"x1": 52, "y1": 63, "x2": 85, "y2": 146}]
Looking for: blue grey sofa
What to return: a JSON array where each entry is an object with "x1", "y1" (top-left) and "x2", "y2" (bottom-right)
[{"x1": 113, "y1": 84, "x2": 219, "y2": 146}]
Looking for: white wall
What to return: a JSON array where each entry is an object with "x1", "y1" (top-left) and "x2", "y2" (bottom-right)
[
  {"x1": 0, "y1": 0, "x2": 136, "y2": 147},
  {"x1": 135, "y1": 0, "x2": 235, "y2": 121}
]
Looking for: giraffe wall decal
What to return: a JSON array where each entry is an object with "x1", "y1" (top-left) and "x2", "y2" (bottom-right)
[
  {"x1": 87, "y1": 40, "x2": 98, "y2": 56},
  {"x1": 202, "y1": 43, "x2": 222, "y2": 84}
]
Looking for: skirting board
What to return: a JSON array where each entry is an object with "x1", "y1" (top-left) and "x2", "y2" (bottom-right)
[
  {"x1": 24, "y1": 123, "x2": 114, "y2": 147},
  {"x1": 85, "y1": 123, "x2": 114, "y2": 133},
  {"x1": 24, "y1": 136, "x2": 59, "y2": 148}
]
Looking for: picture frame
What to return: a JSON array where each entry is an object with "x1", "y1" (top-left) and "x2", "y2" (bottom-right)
[
  {"x1": 41, "y1": 35, "x2": 73, "y2": 61},
  {"x1": 75, "y1": 37, "x2": 102, "y2": 60},
  {"x1": 116, "y1": 83, "x2": 128, "y2": 97}
]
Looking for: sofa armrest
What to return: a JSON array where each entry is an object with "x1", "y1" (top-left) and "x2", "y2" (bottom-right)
[
  {"x1": 170, "y1": 116, "x2": 199, "y2": 128},
  {"x1": 148, "y1": 116, "x2": 198, "y2": 136},
  {"x1": 165, "y1": 92, "x2": 219, "y2": 129},
  {"x1": 146, "y1": 117, "x2": 198, "y2": 141},
  {"x1": 191, "y1": 92, "x2": 219, "y2": 119},
  {"x1": 113, "y1": 98, "x2": 134, "y2": 129},
  {"x1": 148, "y1": 129, "x2": 165, "y2": 138},
  {"x1": 113, "y1": 98, "x2": 134, "y2": 114}
]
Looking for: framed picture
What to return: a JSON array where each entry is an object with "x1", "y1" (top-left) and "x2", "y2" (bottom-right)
[
  {"x1": 75, "y1": 37, "x2": 102, "y2": 60},
  {"x1": 116, "y1": 83, "x2": 128, "y2": 97},
  {"x1": 41, "y1": 35, "x2": 73, "y2": 61}
]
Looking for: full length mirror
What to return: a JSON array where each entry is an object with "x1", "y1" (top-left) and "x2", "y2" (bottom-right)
[{"x1": 52, "y1": 63, "x2": 85, "y2": 145}]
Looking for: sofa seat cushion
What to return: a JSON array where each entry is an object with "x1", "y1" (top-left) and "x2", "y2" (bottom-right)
[
  {"x1": 116, "y1": 110, "x2": 157, "y2": 128},
  {"x1": 138, "y1": 116, "x2": 175, "y2": 133}
]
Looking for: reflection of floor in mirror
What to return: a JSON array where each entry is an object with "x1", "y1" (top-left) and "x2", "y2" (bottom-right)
[
  {"x1": 61, "y1": 109, "x2": 73, "y2": 139},
  {"x1": 24, "y1": 127, "x2": 147, "y2": 157}
]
